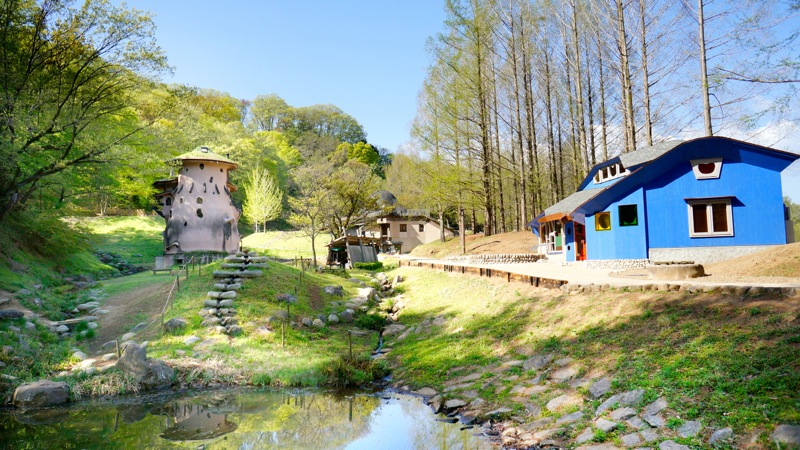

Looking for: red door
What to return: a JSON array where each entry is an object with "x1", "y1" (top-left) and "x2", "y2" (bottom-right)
[{"x1": 575, "y1": 223, "x2": 587, "y2": 261}]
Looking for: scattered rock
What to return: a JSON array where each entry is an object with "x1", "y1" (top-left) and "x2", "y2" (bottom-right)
[
  {"x1": 523, "y1": 354, "x2": 553, "y2": 371},
  {"x1": 678, "y1": 420, "x2": 702, "y2": 438},
  {"x1": 626, "y1": 416, "x2": 649, "y2": 430},
  {"x1": 312, "y1": 319, "x2": 325, "y2": 328},
  {"x1": 771, "y1": 425, "x2": 800, "y2": 447},
  {"x1": 620, "y1": 432, "x2": 643, "y2": 447},
  {"x1": 709, "y1": 427, "x2": 734, "y2": 446},
  {"x1": 546, "y1": 394, "x2": 582, "y2": 411},
  {"x1": 412, "y1": 387, "x2": 438, "y2": 397},
  {"x1": 640, "y1": 428, "x2": 659, "y2": 442},
  {"x1": 610, "y1": 407, "x2": 637, "y2": 421},
  {"x1": 443, "y1": 399, "x2": 467, "y2": 410},
  {"x1": 183, "y1": 336, "x2": 201, "y2": 346},
  {"x1": 575, "y1": 427, "x2": 594, "y2": 445},
  {"x1": 618, "y1": 389, "x2": 645, "y2": 406},
  {"x1": 556, "y1": 411, "x2": 583, "y2": 425},
  {"x1": 72, "y1": 351, "x2": 87, "y2": 361},
  {"x1": 13, "y1": 380, "x2": 70, "y2": 408},
  {"x1": 0, "y1": 310, "x2": 24, "y2": 319},
  {"x1": 382, "y1": 323, "x2": 406, "y2": 337},
  {"x1": 595, "y1": 393, "x2": 623, "y2": 416},
  {"x1": 595, "y1": 418, "x2": 618, "y2": 432},
  {"x1": 323, "y1": 285, "x2": 344, "y2": 296},
  {"x1": 327, "y1": 314, "x2": 340, "y2": 324},
  {"x1": 163, "y1": 317, "x2": 187, "y2": 334},
  {"x1": 659, "y1": 441, "x2": 690, "y2": 450},
  {"x1": 116, "y1": 344, "x2": 173, "y2": 390},
  {"x1": 549, "y1": 366, "x2": 579, "y2": 383},
  {"x1": 644, "y1": 397, "x2": 668, "y2": 415},
  {"x1": 55, "y1": 325, "x2": 69, "y2": 334},
  {"x1": 301, "y1": 317, "x2": 313, "y2": 327},
  {"x1": 589, "y1": 378, "x2": 611, "y2": 399},
  {"x1": 642, "y1": 413, "x2": 666, "y2": 428},
  {"x1": 486, "y1": 407, "x2": 513, "y2": 417},
  {"x1": 339, "y1": 309, "x2": 354, "y2": 322},
  {"x1": 121, "y1": 332, "x2": 136, "y2": 341}
]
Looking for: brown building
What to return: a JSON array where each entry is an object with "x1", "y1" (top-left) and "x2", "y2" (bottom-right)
[{"x1": 153, "y1": 147, "x2": 241, "y2": 255}]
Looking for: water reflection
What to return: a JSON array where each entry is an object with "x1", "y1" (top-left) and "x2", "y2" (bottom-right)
[{"x1": 0, "y1": 388, "x2": 491, "y2": 449}]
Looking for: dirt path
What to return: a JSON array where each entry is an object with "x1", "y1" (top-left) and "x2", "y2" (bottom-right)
[{"x1": 87, "y1": 278, "x2": 173, "y2": 354}]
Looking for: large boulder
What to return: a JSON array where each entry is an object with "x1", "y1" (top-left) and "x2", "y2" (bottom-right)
[
  {"x1": 13, "y1": 380, "x2": 70, "y2": 408},
  {"x1": 357, "y1": 287, "x2": 379, "y2": 301},
  {"x1": 163, "y1": 317, "x2": 187, "y2": 334},
  {"x1": 116, "y1": 343, "x2": 173, "y2": 390}
]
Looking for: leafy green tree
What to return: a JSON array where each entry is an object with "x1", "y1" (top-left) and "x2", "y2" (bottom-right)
[
  {"x1": 289, "y1": 162, "x2": 334, "y2": 265},
  {"x1": 243, "y1": 165, "x2": 283, "y2": 232},
  {"x1": 326, "y1": 160, "x2": 381, "y2": 237},
  {"x1": 0, "y1": 0, "x2": 168, "y2": 220},
  {"x1": 250, "y1": 94, "x2": 290, "y2": 131}
]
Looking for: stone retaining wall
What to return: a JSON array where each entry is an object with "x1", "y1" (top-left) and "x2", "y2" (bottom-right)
[{"x1": 444, "y1": 253, "x2": 544, "y2": 265}]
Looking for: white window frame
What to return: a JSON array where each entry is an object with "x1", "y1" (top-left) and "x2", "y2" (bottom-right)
[
  {"x1": 593, "y1": 162, "x2": 630, "y2": 184},
  {"x1": 687, "y1": 198, "x2": 734, "y2": 237},
  {"x1": 691, "y1": 158, "x2": 723, "y2": 179}
]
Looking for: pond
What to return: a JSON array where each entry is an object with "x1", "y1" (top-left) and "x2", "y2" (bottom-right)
[{"x1": 0, "y1": 388, "x2": 493, "y2": 449}]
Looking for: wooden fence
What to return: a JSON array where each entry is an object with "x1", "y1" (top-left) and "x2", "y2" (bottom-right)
[{"x1": 398, "y1": 260, "x2": 567, "y2": 289}]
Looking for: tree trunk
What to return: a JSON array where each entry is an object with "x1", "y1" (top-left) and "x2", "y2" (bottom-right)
[
  {"x1": 616, "y1": 0, "x2": 637, "y2": 152},
  {"x1": 698, "y1": 0, "x2": 713, "y2": 136},
  {"x1": 639, "y1": 0, "x2": 654, "y2": 146}
]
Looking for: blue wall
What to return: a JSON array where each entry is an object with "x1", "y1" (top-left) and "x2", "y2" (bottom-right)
[
  {"x1": 644, "y1": 141, "x2": 788, "y2": 249},
  {"x1": 585, "y1": 188, "x2": 648, "y2": 260}
]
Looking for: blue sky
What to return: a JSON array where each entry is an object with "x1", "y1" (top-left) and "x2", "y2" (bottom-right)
[
  {"x1": 123, "y1": 0, "x2": 445, "y2": 153},
  {"x1": 121, "y1": 0, "x2": 799, "y2": 202}
]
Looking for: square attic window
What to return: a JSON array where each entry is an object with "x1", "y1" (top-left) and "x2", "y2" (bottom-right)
[{"x1": 691, "y1": 158, "x2": 722, "y2": 179}]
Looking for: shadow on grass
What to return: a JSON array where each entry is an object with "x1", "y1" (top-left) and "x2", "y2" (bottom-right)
[{"x1": 391, "y1": 288, "x2": 800, "y2": 431}]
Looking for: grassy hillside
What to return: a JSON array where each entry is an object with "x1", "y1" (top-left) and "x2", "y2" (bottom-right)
[
  {"x1": 0, "y1": 212, "x2": 117, "y2": 292},
  {"x1": 383, "y1": 266, "x2": 800, "y2": 447},
  {"x1": 74, "y1": 215, "x2": 164, "y2": 265},
  {"x1": 242, "y1": 230, "x2": 327, "y2": 260}
]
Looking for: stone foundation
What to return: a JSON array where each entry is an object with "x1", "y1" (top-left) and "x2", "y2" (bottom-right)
[
  {"x1": 649, "y1": 245, "x2": 780, "y2": 264},
  {"x1": 444, "y1": 253, "x2": 544, "y2": 265},
  {"x1": 585, "y1": 259, "x2": 650, "y2": 271}
]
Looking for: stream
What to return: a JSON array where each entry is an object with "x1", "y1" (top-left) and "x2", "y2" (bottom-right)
[{"x1": 0, "y1": 387, "x2": 492, "y2": 449}]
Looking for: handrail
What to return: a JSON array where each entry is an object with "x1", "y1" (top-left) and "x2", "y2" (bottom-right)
[{"x1": 110, "y1": 255, "x2": 200, "y2": 357}]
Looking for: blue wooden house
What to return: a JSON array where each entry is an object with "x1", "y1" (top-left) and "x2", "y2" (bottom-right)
[{"x1": 530, "y1": 137, "x2": 798, "y2": 264}]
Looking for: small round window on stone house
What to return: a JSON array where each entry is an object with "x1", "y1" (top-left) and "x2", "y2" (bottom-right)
[
  {"x1": 197, "y1": 197, "x2": 203, "y2": 204},
  {"x1": 196, "y1": 209, "x2": 203, "y2": 218},
  {"x1": 199, "y1": 163, "x2": 205, "y2": 170}
]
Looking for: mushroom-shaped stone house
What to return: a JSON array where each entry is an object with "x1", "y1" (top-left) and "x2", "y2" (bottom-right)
[{"x1": 153, "y1": 146, "x2": 241, "y2": 255}]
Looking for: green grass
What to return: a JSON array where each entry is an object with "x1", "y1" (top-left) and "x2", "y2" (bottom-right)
[
  {"x1": 74, "y1": 215, "x2": 164, "y2": 265},
  {"x1": 382, "y1": 266, "x2": 800, "y2": 435},
  {"x1": 147, "y1": 259, "x2": 383, "y2": 387},
  {"x1": 0, "y1": 211, "x2": 118, "y2": 291},
  {"x1": 242, "y1": 231, "x2": 326, "y2": 260}
]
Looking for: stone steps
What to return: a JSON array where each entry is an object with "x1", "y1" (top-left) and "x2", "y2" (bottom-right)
[{"x1": 197, "y1": 250, "x2": 266, "y2": 336}]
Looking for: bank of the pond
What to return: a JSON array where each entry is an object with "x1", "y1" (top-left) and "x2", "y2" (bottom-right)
[
  {"x1": 0, "y1": 386, "x2": 493, "y2": 449},
  {"x1": 376, "y1": 265, "x2": 800, "y2": 449}
]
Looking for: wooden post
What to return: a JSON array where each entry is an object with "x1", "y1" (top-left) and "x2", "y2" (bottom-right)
[
  {"x1": 115, "y1": 339, "x2": 121, "y2": 358},
  {"x1": 281, "y1": 320, "x2": 285, "y2": 347},
  {"x1": 348, "y1": 331, "x2": 353, "y2": 361},
  {"x1": 176, "y1": 274, "x2": 180, "y2": 290}
]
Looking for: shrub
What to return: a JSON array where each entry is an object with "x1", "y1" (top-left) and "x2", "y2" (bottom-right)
[
  {"x1": 355, "y1": 313, "x2": 386, "y2": 331},
  {"x1": 354, "y1": 262, "x2": 383, "y2": 271}
]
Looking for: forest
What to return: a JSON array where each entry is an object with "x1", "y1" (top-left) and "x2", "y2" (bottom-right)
[{"x1": 0, "y1": 0, "x2": 798, "y2": 243}]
